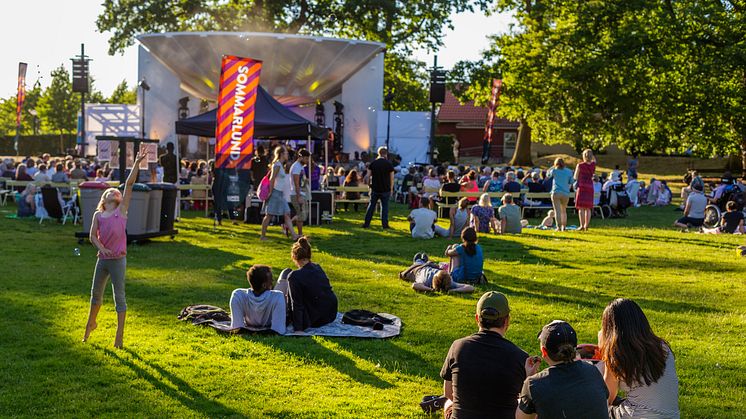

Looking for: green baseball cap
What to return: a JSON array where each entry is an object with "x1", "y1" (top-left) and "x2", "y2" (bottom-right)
[{"x1": 477, "y1": 291, "x2": 510, "y2": 320}]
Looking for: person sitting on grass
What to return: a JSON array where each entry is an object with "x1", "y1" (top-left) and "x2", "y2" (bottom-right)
[
  {"x1": 702, "y1": 201, "x2": 745, "y2": 234},
  {"x1": 286, "y1": 237, "x2": 338, "y2": 332},
  {"x1": 498, "y1": 193, "x2": 522, "y2": 234},
  {"x1": 448, "y1": 197, "x2": 470, "y2": 239},
  {"x1": 445, "y1": 227, "x2": 484, "y2": 283},
  {"x1": 516, "y1": 320, "x2": 609, "y2": 419},
  {"x1": 441, "y1": 292, "x2": 528, "y2": 419},
  {"x1": 16, "y1": 184, "x2": 37, "y2": 217},
  {"x1": 228, "y1": 265, "x2": 287, "y2": 334},
  {"x1": 674, "y1": 182, "x2": 707, "y2": 231},
  {"x1": 541, "y1": 210, "x2": 555, "y2": 229},
  {"x1": 599, "y1": 298, "x2": 680, "y2": 418},
  {"x1": 471, "y1": 193, "x2": 499, "y2": 234},
  {"x1": 408, "y1": 196, "x2": 448, "y2": 239}
]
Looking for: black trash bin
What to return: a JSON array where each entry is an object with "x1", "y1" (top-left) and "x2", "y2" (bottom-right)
[{"x1": 148, "y1": 183, "x2": 178, "y2": 232}]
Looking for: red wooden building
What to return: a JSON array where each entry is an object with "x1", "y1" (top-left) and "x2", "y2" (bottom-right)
[{"x1": 437, "y1": 90, "x2": 520, "y2": 161}]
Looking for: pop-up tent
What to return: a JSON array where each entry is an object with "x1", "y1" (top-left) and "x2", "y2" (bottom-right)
[{"x1": 175, "y1": 85, "x2": 326, "y2": 139}]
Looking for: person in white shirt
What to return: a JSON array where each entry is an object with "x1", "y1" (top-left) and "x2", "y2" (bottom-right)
[
  {"x1": 625, "y1": 172, "x2": 641, "y2": 207},
  {"x1": 228, "y1": 265, "x2": 288, "y2": 335},
  {"x1": 33, "y1": 164, "x2": 51, "y2": 183},
  {"x1": 289, "y1": 149, "x2": 310, "y2": 236},
  {"x1": 674, "y1": 182, "x2": 708, "y2": 230},
  {"x1": 408, "y1": 197, "x2": 448, "y2": 239},
  {"x1": 422, "y1": 169, "x2": 442, "y2": 201}
]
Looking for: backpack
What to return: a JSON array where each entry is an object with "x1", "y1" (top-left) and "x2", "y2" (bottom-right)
[
  {"x1": 342, "y1": 309, "x2": 394, "y2": 330},
  {"x1": 257, "y1": 173, "x2": 271, "y2": 201}
]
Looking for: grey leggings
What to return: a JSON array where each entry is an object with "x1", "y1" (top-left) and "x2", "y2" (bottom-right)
[{"x1": 90, "y1": 257, "x2": 127, "y2": 312}]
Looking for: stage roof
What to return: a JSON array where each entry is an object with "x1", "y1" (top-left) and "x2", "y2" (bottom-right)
[{"x1": 137, "y1": 32, "x2": 385, "y2": 107}]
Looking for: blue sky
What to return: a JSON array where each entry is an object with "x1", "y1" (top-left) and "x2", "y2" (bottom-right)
[{"x1": 1, "y1": 1, "x2": 512, "y2": 98}]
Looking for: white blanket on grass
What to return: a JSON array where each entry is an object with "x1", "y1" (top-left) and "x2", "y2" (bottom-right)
[{"x1": 209, "y1": 312, "x2": 402, "y2": 339}]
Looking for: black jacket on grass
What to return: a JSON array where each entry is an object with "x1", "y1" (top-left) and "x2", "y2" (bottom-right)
[{"x1": 287, "y1": 263, "x2": 338, "y2": 331}]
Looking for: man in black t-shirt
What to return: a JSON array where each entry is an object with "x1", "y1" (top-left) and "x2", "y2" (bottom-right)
[
  {"x1": 158, "y1": 142, "x2": 178, "y2": 184},
  {"x1": 516, "y1": 320, "x2": 608, "y2": 419},
  {"x1": 440, "y1": 292, "x2": 528, "y2": 419},
  {"x1": 441, "y1": 170, "x2": 461, "y2": 205},
  {"x1": 363, "y1": 147, "x2": 395, "y2": 228}
]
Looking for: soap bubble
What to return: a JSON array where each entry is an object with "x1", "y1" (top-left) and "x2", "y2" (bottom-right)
[{"x1": 73, "y1": 248, "x2": 81, "y2": 256}]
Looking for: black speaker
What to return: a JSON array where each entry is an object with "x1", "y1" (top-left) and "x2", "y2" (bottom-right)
[
  {"x1": 430, "y1": 83, "x2": 446, "y2": 103},
  {"x1": 312, "y1": 191, "x2": 334, "y2": 223},
  {"x1": 244, "y1": 199, "x2": 263, "y2": 224}
]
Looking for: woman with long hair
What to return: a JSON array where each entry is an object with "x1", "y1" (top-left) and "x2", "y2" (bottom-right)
[
  {"x1": 599, "y1": 299, "x2": 680, "y2": 418},
  {"x1": 547, "y1": 157, "x2": 574, "y2": 231},
  {"x1": 574, "y1": 149, "x2": 596, "y2": 231},
  {"x1": 448, "y1": 197, "x2": 470, "y2": 239},
  {"x1": 470, "y1": 193, "x2": 499, "y2": 234},
  {"x1": 460, "y1": 170, "x2": 479, "y2": 202},
  {"x1": 284, "y1": 237, "x2": 338, "y2": 332},
  {"x1": 83, "y1": 151, "x2": 147, "y2": 348},
  {"x1": 445, "y1": 227, "x2": 483, "y2": 283},
  {"x1": 260, "y1": 146, "x2": 297, "y2": 241},
  {"x1": 342, "y1": 169, "x2": 361, "y2": 211}
]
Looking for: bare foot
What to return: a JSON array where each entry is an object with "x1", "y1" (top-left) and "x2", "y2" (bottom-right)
[
  {"x1": 259, "y1": 236, "x2": 268, "y2": 241},
  {"x1": 82, "y1": 321, "x2": 97, "y2": 342},
  {"x1": 113, "y1": 337, "x2": 123, "y2": 348}
]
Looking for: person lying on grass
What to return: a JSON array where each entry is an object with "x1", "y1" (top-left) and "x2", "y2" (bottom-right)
[
  {"x1": 407, "y1": 253, "x2": 474, "y2": 293},
  {"x1": 444, "y1": 227, "x2": 484, "y2": 284},
  {"x1": 83, "y1": 150, "x2": 146, "y2": 348},
  {"x1": 286, "y1": 237, "x2": 338, "y2": 332},
  {"x1": 228, "y1": 265, "x2": 287, "y2": 335},
  {"x1": 701, "y1": 201, "x2": 745, "y2": 235}
]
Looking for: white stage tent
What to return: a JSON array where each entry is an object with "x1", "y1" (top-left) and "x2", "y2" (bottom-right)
[{"x1": 375, "y1": 111, "x2": 431, "y2": 165}]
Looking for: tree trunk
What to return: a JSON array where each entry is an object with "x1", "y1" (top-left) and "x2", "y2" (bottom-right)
[{"x1": 510, "y1": 118, "x2": 533, "y2": 166}]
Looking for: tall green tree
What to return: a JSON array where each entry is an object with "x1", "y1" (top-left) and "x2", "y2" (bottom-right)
[
  {"x1": 108, "y1": 80, "x2": 138, "y2": 104},
  {"x1": 38, "y1": 66, "x2": 80, "y2": 141},
  {"x1": 97, "y1": 0, "x2": 491, "y2": 111},
  {"x1": 453, "y1": 0, "x2": 746, "y2": 172}
]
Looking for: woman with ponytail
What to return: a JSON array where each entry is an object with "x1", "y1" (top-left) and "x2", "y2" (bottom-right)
[
  {"x1": 516, "y1": 320, "x2": 609, "y2": 419},
  {"x1": 285, "y1": 236, "x2": 338, "y2": 332},
  {"x1": 445, "y1": 227, "x2": 484, "y2": 283},
  {"x1": 83, "y1": 151, "x2": 147, "y2": 348},
  {"x1": 599, "y1": 299, "x2": 680, "y2": 418}
]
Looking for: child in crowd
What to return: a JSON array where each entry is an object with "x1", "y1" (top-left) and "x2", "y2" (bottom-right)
[
  {"x1": 445, "y1": 227, "x2": 484, "y2": 283},
  {"x1": 228, "y1": 265, "x2": 287, "y2": 334},
  {"x1": 541, "y1": 210, "x2": 555, "y2": 229},
  {"x1": 702, "y1": 201, "x2": 745, "y2": 234}
]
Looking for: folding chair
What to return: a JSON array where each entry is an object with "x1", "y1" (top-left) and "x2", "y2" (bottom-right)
[{"x1": 40, "y1": 186, "x2": 78, "y2": 224}]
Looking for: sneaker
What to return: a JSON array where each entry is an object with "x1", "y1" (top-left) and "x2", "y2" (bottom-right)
[
  {"x1": 420, "y1": 395, "x2": 448, "y2": 414},
  {"x1": 361, "y1": 224, "x2": 370, "y2": 229}
]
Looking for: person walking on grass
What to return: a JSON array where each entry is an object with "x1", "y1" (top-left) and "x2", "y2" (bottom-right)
[
  {"x1": 261, "y1": 146, "x2": 298, "y2": 241},
  {"x1": 83, "y1": 151, "x2": 146, "y2": 348},
  {"x1": 362, "y1": 146, "x2": 394, "y2": 229},
  {"x1": 574, "y1": 149, "x2": 596, "y2": 231},
  {"x1": 290, "y1": 149, "x2": 310, "y2": 236},
  {"x1": 547, "y1": 158, "x2": 574, "y2": 231}
]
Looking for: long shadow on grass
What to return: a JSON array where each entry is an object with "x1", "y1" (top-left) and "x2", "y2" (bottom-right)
[
  {"x1": 103, "y1": 347, "x2": 243, "y2": 417},
  {"x1": 249, "y1": 337, "x2": 397, "y2": 389},
  {"x1": 483, "y1": 272, "x2": 722, "y2": 314}
]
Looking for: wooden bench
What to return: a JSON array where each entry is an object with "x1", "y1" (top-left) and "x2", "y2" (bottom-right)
[
  {"x1": 437, "y1": 191, "x2": 508, "y2": 218},
  {"x1": 333, "y1": 186, "x2": 370, "y2": 212},
  {"x1": 520, "y1": 192, "x2": 604, "y2": 219},
  {"x1": 176, "y1": 183, "x2": 213, "y2": 216}
]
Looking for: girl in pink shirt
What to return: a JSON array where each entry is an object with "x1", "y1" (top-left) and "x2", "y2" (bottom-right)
[{"x1": 83, "y1": 151, "x2": 146, "y2": 348}]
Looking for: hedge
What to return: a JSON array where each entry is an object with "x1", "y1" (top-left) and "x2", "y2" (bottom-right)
[{"x1": 0, "y1": 135, "x2": 77, "y2": 156}]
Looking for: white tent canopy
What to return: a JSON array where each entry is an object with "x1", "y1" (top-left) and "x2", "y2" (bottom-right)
[{"x1": 376, "y1": 111, "x2": 431, "y2": 165}]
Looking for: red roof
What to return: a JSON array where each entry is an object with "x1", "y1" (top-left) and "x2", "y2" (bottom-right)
[{"x1": 437, "y1": 90, "x2": 518, "y2": 127}]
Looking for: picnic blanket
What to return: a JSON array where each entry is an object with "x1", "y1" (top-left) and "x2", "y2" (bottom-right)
[{"x1": 179, "y1": 306, "x2": 402, "y2": 339}]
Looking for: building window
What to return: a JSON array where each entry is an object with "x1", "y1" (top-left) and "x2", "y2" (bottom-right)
[{"x1": 503, "y1": 132, "x2": 517, "y2": 158}]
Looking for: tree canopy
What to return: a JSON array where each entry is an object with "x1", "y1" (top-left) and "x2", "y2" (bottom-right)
[
  {"x1": 452, "y1": 0, "x2": 746, "y2": 170},
  {"x1": 97, "y1": 0, "x2": 491, "y2": 111}
]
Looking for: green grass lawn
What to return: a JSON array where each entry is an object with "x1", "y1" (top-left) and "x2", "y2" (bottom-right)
[{"x1": 1, "y1": 202, "x2": 745, "y2": 418}]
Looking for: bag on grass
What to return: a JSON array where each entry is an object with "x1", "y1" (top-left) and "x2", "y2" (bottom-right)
[
  {"x1": 178, "y1": 305, "x2": 231, "y2": 325},
  {"x1": 342, "y1": 309, "x2": 394, "y2": 330},
  {"x1": 257, "y1": 174, "x2": 271, "y2": 201}
]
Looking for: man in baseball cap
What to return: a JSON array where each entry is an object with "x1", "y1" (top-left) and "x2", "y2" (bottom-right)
[
  {"x1": 440, "y1": 292, "x2": 528, "y2": 418},
  {"x1": 516, "y1": 320, "x2": 608, "y2": 419}
]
